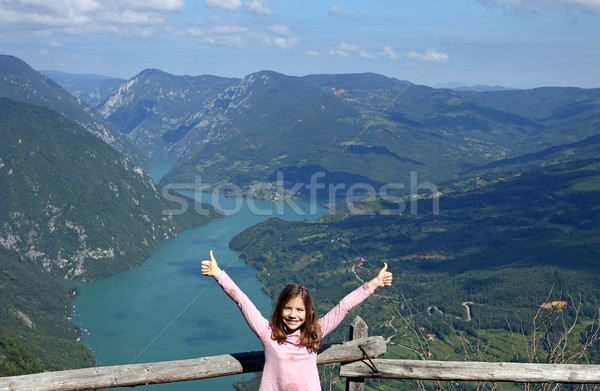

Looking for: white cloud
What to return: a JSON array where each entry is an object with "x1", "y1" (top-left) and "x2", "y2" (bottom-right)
[
  {"x1": 48, "y1": 40, "x2": 63, "y2": 47},
  {"x1": 329, "y1": 3, "x2": 345, "y2": 17},
  {"x1": 407, "y1": 48, "x2": 449, "y2": 63},
  {"x1": 328, "y1": 3, "x2": 365, "y2": 19},
  {"x1": 491, "y1": 0, "x2": 600, "y2": 13},
  {"x1": 380, "y1": 46, "x2": 399, "y2": 60},
  {"x1": 329, "y1": 47, "x2": 350, "y2": 57},
  {"x1": 328, "y1": 42, "x2": 374, "y2": 59},
  {"x1": 189, "y1": 17, "x2": 298, "y2": 49},
  {"x1": 244, "y1": 0, "x2": 274, "y2": 15},
  {"x1": 269, "y1": 37, "x2": 300, "y2": 49},
  {"x1": 357, "y1": 49, "x2": 374, "y2": 59},
  {"x1": 191, "y1": 21, "x2": 256, "y2": 47},
  {"x1": 268, "y1": 24, "x2": 291, "y2": 36},
  {"x1": 205, "y1": 0, "x2": 242, "y2": 11},
  {"x1": 0, "y1": 0, "x2": 184, "y2": 36},
  {"x1": 128, "y1": 0, "x2": 185, "y2": 11},
  {"x1": 211, "y1": 24, "x2": 249, "y2": 34},
  {"x1": 188, "y1": 14, "x2": 297, "y2": 49},
  {"x1": 304, "y1": 50, "x2": 320, "y2": 57}
]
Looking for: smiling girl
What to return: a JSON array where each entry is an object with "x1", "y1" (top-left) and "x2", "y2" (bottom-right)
[{"x1": 201, "y1": 250, "x2": 393, "y2": 391}]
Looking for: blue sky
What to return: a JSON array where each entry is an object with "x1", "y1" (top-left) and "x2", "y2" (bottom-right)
[{"x1": 0, "y1": 0, "x2": 598, "y2": 88}]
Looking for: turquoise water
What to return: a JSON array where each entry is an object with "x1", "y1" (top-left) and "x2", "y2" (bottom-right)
[{"x1": 67, "y1": 161, "x2": 327, "y2": 390}]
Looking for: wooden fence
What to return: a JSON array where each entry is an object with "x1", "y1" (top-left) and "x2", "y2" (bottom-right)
[{"x1": 1, "y1": 316, "x2": 600, "y2": 391}]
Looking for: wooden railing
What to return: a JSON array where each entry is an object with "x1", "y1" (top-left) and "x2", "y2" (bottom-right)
[{"x1": 1, "y1": 316, "x2": 600, "y2": 391}]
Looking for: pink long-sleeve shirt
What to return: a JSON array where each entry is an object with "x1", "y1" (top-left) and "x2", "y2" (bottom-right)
[{"x1": 216, "y1": 272, "x2": 374, "y2": 391}]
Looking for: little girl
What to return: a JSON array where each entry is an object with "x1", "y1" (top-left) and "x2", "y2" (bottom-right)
[{"x1": 201, "y1": 250, "x2": 393, "y2": 391}]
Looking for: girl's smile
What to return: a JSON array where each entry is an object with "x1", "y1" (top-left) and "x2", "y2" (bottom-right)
[{"x1": 281, "y1": 296, "x2": 306, "y2": 332}]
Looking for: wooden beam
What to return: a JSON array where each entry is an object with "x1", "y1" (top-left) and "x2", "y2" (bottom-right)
[
  {"x1": 340, "y1": 359, "x2": 600, "y2": 384},
  {"x1": 0, "y1": 336, "x2": 385, "y2": 391}
]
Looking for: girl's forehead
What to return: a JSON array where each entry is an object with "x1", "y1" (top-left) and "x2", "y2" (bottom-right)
[{"x1": 285, "y1": 296, "x2": 306, "y2": 307}]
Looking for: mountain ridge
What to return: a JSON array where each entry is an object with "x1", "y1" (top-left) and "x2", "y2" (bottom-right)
[
  {"x1": 0, "y1": 54, "x2": 151, "y2": 168},
  {"x1": 45, "y1": 65, "x2": 599, "y2": 195},
  {"x1": 42, "y1": 69, "x2": 126, "y2": 107},
  {"x1": 159, "y1": 72, "x2": 600, "y2": 191}
]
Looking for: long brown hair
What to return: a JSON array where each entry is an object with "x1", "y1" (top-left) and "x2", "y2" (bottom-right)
[{"x1": 271, "y1": 284, "x2": 322, "y2": 353}]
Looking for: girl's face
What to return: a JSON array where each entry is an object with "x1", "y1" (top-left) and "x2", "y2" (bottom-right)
[{"x1": 281, "y1": 296, "x2": 306, "y2": 332}]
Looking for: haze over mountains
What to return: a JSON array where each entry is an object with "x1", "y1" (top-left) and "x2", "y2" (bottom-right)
[
  {"x1": 41, "y1": 70, "x2": 125, "y2": 107},
  {"x1": 1, "y1": 52, "x2": 600, "y2": 382}
]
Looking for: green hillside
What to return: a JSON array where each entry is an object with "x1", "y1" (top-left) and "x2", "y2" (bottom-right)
[
  {"x1": 0, "y1": 246, "x2": 94, "y2": 373},
  {"x1": 473, "y1": 133, "x2": 600, "y2": 173},
  {"x1": 0, "y1": 97, "x2": 221, "y2": 375},
  {"x1": 229, "y1": 157, "x2": 600, "y2": 364},
  {"x1": 0, "y1": 97, "x2": 221, "y2": 281},
  {"x1": 0, "y1": 328, "x2": 43, "y2": 376}
]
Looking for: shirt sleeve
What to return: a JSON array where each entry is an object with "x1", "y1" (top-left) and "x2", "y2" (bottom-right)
[
  {"x1": 215, "y1": 271, "x2": 270, "y2": 338},
  {"x1": 318, "y1": 283, "x2": 374, "y2": 337}
]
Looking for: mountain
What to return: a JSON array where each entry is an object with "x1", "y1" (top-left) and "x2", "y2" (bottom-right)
[
  {"x1": 434, "y1": 82, "x2": 515, "y2": 92},
  {"x1": 460, "y1": 87, "x2": 600, "y2": 126},
  {"x1": 0, "y1": 54, "x2": 151, "y2": 168},
  {"x1": 0, "y1": 97, "x2": 220, "y2": 281},
  {"x1": 91, "y1": 68, "x2": 600, "y2": 194},
  {"x1": 0, "y1": 96, "x2": 222, "y2": 374},
  {"x1": 97, "y1": 68, "x2": 239, "y2": 154},
  {"x1": 453, "y1": 85, "x2": 514, "y2": 92},
  {"x1": 42, "y1": 70, "x2": 125, "y2": 107},
  {"x1": 155, "y1": 71, "x2": 600, "y2": 193}
]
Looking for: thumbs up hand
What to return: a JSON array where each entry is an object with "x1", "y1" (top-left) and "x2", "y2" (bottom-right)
[
  {"x1": 368, "y1": 262, "x2": 393, "y2": 290},
  {"x1": 201, "y1": 250, "x2": 223, "y2": 278}
]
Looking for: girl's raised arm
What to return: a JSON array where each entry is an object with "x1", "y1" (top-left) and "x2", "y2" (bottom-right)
[
  {"x1": 319, "y1": 263, "x2": 392, "y2": 337},
  {"x1": 200, "y1": 250, "x2": 269, "y2": 336}
]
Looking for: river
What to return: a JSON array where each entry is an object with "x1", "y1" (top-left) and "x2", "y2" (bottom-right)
[{"x1": 67, "y1": 160, "x2": 327, "y2": 390}]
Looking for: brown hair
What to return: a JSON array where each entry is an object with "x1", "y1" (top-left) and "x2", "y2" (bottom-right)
[{"x1": 271, "y1": 284, "x2": 322, "y2": 353}]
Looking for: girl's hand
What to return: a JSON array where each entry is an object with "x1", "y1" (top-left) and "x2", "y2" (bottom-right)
[
  {"x1": 201, "y1": 250, "x2": 222, "y2": 278},
  {"x1": 368, "y1": 263, "x2": 393, "y2": 291}
]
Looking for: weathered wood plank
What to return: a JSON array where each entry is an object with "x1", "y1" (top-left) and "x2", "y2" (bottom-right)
[
  {"x1": 0, "y1": 336, "x2": 385, "y2": 391},
  {"x1": 320, "y1": 336, "x2": 385, "y2": 364},
  {"x1": 340, "y1": 359, "x2": 600, "y2": 384}
]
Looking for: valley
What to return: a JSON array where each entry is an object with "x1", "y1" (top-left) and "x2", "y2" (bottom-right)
[{"x1": 1, "y1": 54, "x2": 600, "y2": 390}]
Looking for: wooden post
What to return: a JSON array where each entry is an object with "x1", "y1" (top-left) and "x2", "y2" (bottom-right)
[{"x1": 345, "y1": 316, "x2": 369, "y2": 391}]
